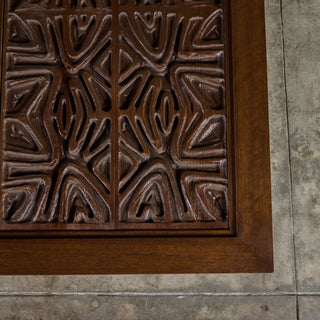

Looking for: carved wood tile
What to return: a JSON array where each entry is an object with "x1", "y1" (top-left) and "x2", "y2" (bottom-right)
[{"x1": 0, "y1": 0, "x2": 229, "y2": 230}]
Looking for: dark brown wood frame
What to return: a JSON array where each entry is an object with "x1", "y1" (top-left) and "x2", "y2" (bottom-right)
[{"x1": 0, "y1": 0, "x2": 273, "y2": 274}]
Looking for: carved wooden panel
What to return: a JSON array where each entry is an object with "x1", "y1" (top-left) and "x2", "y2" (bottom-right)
[
  {"x1": 0, "y1": 0, "x2": 273, "y2": 274},
  {"x1": 0, "y1": 0, "x2": 230, "y2": 231}
]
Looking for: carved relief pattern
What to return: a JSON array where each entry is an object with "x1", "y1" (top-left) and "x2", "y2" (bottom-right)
[
  {"x1": 118, "y1": 1, "x2": 228, "y2": 223},
  {"x1": 2, "y1": 1, "x2": 112, "y2": 223},
  {"x1": 1, "y1": 0, "x2": 229, "y2": 228}
]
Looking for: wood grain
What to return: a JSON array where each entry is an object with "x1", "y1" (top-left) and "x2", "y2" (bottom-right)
[{"x1": 0, "y1": 0, "x2": 273, "y2": 274}]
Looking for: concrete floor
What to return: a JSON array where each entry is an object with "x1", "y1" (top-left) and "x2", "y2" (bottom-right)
[{"x1": 0, "y1": 0, "x2": 319, "y2": 319}]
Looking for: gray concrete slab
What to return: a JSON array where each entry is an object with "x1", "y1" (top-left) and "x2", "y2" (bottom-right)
[
  {"x1": 282, "y1": 0, "x2": 320, "y2": 292},
  {"x1": 0, "y1": 295, "x2": 297, "y2": 320},
  {"x1": 0, "y1": 0, "x2": 296, "y2": 295},
  {"x1": 298, "y1": 296, "x2": 320, "y2": 320}
]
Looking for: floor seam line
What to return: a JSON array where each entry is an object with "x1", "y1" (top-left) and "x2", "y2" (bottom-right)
[
  {"x1": 279, "y1": 0, "x2": 299, "y2": 319},
  {"x1": 0, "y1": 292, "x2": 319, "y2": 297}
]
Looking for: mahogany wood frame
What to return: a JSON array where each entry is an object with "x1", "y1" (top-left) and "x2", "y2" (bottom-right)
[{"x1": 0, "y1": 0, "x2": 273, "y2": 274}]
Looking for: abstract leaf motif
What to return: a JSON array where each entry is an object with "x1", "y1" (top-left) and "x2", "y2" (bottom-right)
[
  {"x1": 120, "y1": 163, "x2": 195, "y2": 223},
  {"x1": 181, "y1": 172, "x2": 228, "y2": 221},
  {"x1": 119, "y1": 11, "x2": 180, "y2": 72},
  {"x1": 48, "y1": 164, "x2": 110, "y2": 223},
  {"x1": 3, "y1": 177, "x2": 51, "y2": 223},
  {"x1": 181, "y1": 10, "x2": 223, "y2": 50}
]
